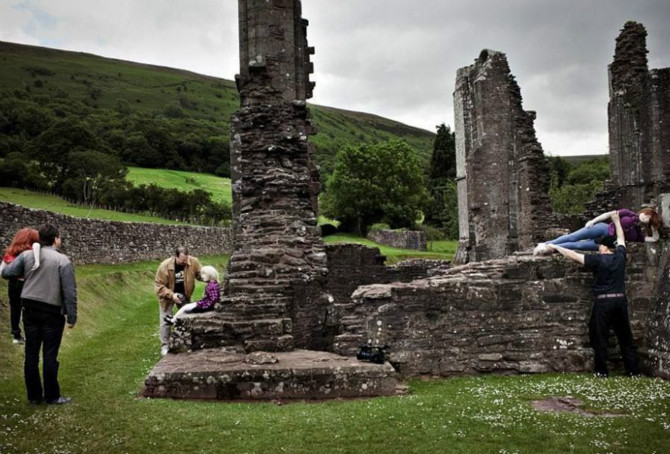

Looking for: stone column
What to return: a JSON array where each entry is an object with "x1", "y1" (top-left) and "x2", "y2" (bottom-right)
[
  {"x1": 453, "y1": 50, "x2": 552, "y2": 264},
  {"x1": 173, "y1": 0, "x2": 327, "y2": 353}
]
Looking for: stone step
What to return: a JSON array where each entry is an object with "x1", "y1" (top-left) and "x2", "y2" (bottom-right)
[{"x1": 143, "y1": 349, "x2": 399, "y2": 401}]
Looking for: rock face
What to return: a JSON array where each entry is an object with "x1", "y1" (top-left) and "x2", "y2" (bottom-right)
[
  {"x1": 334, "y1": 244, "x2": 670, "y2": 378},
  {"x1": 173, "y1": 0, "x2": 325, "y2": 353},
  {"x1": 453, "y1": 50, "x2": 553, "y2": 264}
]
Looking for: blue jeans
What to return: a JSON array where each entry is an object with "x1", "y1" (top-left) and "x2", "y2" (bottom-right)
[{"x1": 547, "y1": 222, "x2": 609, "y2": 251}]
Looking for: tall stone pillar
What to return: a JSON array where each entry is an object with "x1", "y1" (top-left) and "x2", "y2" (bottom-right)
[
  {"x1": 173, "y1": 0, "x2": 328, "y2": 353},
  {"x1": 585, "y1": 21, "x2": 670, "y2": 215},
  {"x1": 453, "y1": 50, "x2": 552, "y2": 264}
]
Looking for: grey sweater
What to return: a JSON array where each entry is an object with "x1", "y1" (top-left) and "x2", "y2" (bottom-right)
[{"x1": 1, "y1": 246, "x2": 77, "y2": 325}]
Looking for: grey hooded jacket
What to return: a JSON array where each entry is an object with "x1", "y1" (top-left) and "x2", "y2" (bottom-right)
[{"x1": 1, "y1": 246, "x2": 77, "y2": 325}]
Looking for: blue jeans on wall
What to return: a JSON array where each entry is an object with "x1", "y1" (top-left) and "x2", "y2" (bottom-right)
[{"x1": 547, "y1": 222, "x2": 609, "y2": 251}]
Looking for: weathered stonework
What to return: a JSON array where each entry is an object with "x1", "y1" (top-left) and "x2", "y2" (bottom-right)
[
  {"x1": 334, "y1": 243, "x2": 670, "y2": 378},
  {"x1": 143, "y1": 349, "x2": 399, "y2": 400},
  {"x1": 367, "y1": 229, "x2": 427, "y2": 251},
  {"x1": 173, "y1": 0, "x2": 326, "y2": 354},
  {"x1": 0, "y1": 202, "x2": 231, "y2": 265},
  {"x1": 453, "y1": 50, "x2": 553, "y2": 264},
  {"x1": 586, "y1": 22, "x2": 670, "y2": 217}
]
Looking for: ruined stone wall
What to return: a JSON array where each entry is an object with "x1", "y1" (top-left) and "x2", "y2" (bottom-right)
[
  {"x1": 645, "y1": 245, "x2": 670, "y2": 379},
  {"x1": 591, "y1": 22, "x2": 670, "y2": 216},
  {"x1": 366, "y1": 229, "x2": 427, "y2": 251},
  {"x1": 334, "y1": 243, "x2": 669, "y2": 378},
  {"x1": 173, "y1": 0, "x2": 321, "y2": 353},
  {"x1": 453, "y1": 50, "x2": 553, "y2": 264},
  {"x1": 0, "y1": 202, "x2": 231, "y2": 264}
]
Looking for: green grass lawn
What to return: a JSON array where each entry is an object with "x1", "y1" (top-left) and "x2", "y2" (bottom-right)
[
  {"x1": 0, "y1": 187, "x2": 184, "y2": 225},
  {"x1": 325, "y1": 233, "x2": 456, "y2": 263},
  {"x1": 126, "y1": 167, "x2": 232, "y2": 205},
  {"x1": 1, "y1": 257, "x2": 669, "y2": 453}
]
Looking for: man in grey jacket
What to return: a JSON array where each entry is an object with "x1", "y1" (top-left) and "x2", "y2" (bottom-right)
[{"x1": 1, "y1": 224, "x2": 77, "y2": 405}]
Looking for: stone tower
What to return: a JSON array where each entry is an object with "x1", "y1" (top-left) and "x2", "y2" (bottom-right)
[
  {"x1": 453, "y1": 50, "x2": 553, "y2": 264},
  {"x1": 173, "y1": 0, "x2": 328, "y2": 353},
  {"x1": 584, "y1": 22, "x2": 670, "y2": 217},
  {"x1": 605, "y1": 21, "x2": 670, "y2": 205}
]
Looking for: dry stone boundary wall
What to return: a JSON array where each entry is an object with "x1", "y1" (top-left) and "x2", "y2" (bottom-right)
[{"x1": 0, "y1": 202, "x2": 232, "y2": 265}]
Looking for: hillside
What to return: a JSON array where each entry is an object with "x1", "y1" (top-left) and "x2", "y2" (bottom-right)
[{"x1": 0, "y1": 40, "x2": 435, "y2": 177}]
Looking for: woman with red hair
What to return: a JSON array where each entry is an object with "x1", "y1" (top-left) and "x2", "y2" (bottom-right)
[
  {"x1": 1, "y1": 228, "x2": 40, "y2": 344},
  {"x1": 534, "y1": 207, "x2": 663, "y2": 254}
]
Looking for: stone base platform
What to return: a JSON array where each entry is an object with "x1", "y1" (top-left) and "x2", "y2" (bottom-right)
[{"x1": 142, "y1": 349, "x2": 401, "y2": 401}]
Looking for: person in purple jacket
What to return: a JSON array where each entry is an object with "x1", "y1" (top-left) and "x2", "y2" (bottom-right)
[
  {"x1": 534, "y1": 207, "x2": 662, "y2": 254},
  {"x1": 164, "y1": 265, "x2": 220, "y2": 325}
]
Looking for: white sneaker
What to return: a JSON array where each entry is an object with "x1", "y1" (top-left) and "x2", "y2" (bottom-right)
[
  {"x1": 12, "y1": 338, "x2": 25, "y2": 345},
  {"x1": 161, "y1": 346, "x2": 169, "y2": 356},
  {"x1": 533, "y1": 243, "x2": 547, "y2": 256}
]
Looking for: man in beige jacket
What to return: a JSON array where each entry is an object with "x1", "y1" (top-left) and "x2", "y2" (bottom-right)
[{"x1": 155, "y1": 246, "x2": 202, "y2": 355}]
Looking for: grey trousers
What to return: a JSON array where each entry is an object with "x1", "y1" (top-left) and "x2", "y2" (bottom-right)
[{"x1": 159, "y1": 302, "x2": 175, "y2": 349}]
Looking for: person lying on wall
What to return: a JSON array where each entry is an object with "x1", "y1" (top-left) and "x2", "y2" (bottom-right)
[
  {"x1": 547, "y1": 211, "x2": 640, "y2": 378},
  {"x1": 534, "y1": 206, "x2": 661, "y2": 255}
]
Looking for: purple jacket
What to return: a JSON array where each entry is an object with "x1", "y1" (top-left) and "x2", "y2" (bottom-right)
[
  {"x1": 195, "y1": 281, "x2": 220, "y2": 310},
  {"x1": 607, "y1": 209, "x2": 645, "y2": 242}
]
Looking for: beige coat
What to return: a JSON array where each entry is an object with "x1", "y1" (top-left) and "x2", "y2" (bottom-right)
[{"x1": 154, "y1": 256, "x2": 202, "y2": 311}]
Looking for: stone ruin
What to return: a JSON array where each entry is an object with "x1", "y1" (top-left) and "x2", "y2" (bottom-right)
[
  {"x1": 586, "y1": 21, "x2": 670, "y2": 218},
  {"x1": 453, "y1": 50, "x2": 554, "y2": 265},
  {"x1": 170, "y1": 0, "x2": 326, "y2": 354},
  {"x1": 144, "y1": 17, "x2": 670, "y2": 400}
]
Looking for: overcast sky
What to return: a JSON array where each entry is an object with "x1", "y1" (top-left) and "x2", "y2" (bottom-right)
[{"x1": 2, "y1": 0, "x2": 670, "y2": 156}]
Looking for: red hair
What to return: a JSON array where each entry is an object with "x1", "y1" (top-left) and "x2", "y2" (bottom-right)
[
  {"x1": 4, "y1": 228, "x2": 39, "y2": 258},
  {"x1": 638, "y1": 208, "x2": 663, "y2": 235}
]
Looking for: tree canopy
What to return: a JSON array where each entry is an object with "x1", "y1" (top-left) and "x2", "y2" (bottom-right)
[{"x1": 322, "y1": 139, "x2": 428, "y2": 235}]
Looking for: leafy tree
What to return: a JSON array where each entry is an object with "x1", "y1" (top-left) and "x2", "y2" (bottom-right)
[
  {"x1": 549, "y1": 157, "x2": 610, "y2": 215},
  {"x1": 546, "y1": 155, "x2": 571, "y2": 188},
  {"x1": 424, "y1": 124, "x2": 458, "y2": 238},
  {"x1": 29, "y1": 119, "x2": 104, "y2": 191},
  {"x1": 60, "y1": 150, "x2": 128, "y2": 205},
  {"x1": 322, "y1": 139, "x2": 428, "y2": 235},
  {"x1": 428, "y1": 124, "x2": 456, "y2": 180}
]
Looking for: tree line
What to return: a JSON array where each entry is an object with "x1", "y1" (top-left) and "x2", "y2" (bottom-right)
[{"x1": 0, "y1": 88, "x2": 231, "y2": 225}]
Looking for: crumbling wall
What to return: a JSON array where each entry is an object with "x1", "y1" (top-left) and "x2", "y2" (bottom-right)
[
  {"x1": 173, "y1": 0, "x2": 322, "y2": 353},
  {"x1": 366, "y1": 229, "x2": 427, "y2": 251},
  {"x1": 453, "y1": 50, "x2": 553, "y2": 264},
  {"x1": 586, "y1": 22, "x2": 670, "y2": 217},
  {"x1": 0, "y1": 202, "x2": 231, "y2": 265},
  {"x1": 334, "y1": 243, "x2": 669, "y2": 378}
]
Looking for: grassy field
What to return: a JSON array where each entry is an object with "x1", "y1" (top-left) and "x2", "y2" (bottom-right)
[
  {"x1": 325, "y1": 234, "x2": 457, "y2": 264},
  {"x1": 126, "y1": 167, "x2": 232, "y2": 205},
  {"x1": 0, "y1": 187, "x2": 183, "y2": 225},
  {"x1": 1, "y1": 258, "x2": 669, "y2": 453}
]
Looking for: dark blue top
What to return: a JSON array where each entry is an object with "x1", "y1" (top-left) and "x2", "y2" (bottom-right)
[{"x1": 584, "y1": 245, "x2": 627, "y2": 296}]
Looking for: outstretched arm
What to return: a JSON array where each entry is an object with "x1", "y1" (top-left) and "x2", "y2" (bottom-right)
[
  {"x1": 645, "y1": 226, "x2": 660, "y2": 243},
  {"x1": 546, "y1": 244, "x2": 585, "y2": 265},
  {"x1": 585, "y1": 210, "x2": 616, "y2": 228}
]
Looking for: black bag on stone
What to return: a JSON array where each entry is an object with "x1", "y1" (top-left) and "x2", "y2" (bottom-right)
[{"x1": 356, "y1": 343, "x2": 390, "y2": 364}]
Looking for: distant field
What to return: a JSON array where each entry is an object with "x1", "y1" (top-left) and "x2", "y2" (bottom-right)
[
  {"x1": 325, "y1": 233, "x2": 456, "y2": 262},
  {"x1": 0, "y1": 187, "x2": 182, "y2": 224},
  {"x1": 126, "y1": 167, "x2": 232, "y2": 205}
]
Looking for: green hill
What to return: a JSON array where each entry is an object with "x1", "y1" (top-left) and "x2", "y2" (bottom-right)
[
  {"x1": 0, "y1": 40, "x2": 435, "y2": 177},
  {"x1": 126, "y1": 167, "x2": 231, "y2": 204}
]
